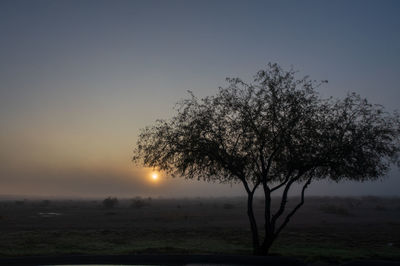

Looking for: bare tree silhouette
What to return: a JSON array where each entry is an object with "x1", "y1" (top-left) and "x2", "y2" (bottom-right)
[{"x1": 133, "y1": 63, "x2": 400, "y2": 255}]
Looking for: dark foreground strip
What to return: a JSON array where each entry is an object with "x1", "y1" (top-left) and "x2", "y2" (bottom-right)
[
  {"x1": 0, "y1": 254, "x2": 306, "y2": 266},
  {"x1": 341, "y1": 260, "x2": 400, "y2": 266}
]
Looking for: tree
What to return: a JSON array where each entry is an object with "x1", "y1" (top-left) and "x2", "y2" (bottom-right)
[
  {"x1": 102, "y1": 196, "x2": 118, "y2": 209},
  {"x1": 133, "y1": 63, "x2": 400, "y2": 255}
]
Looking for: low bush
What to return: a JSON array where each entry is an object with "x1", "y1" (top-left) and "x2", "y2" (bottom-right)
[{"x1": 102, "y1": 197, "x2": 118, "y2": 209}]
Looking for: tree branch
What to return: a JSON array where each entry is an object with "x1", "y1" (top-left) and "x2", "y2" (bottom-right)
[
  {"x1": 261, "y1": 147, "x2": 281, "y2": 237},
  {"x1": 270, "y1": 171, "x2": 292, "y2": 192},
  {"x1": 241, "y1": 176, "x2": 252, "y2": 195},
  {"x1": 251, "y1": 180, "x2": 261, "y2": 194},
  {"x1": 270, "y1": 170, "x2": 302, "y2": 232},
  {"x1": 274, "y1": 176, "x2": 312, "y2": 237},
  {"x1": 265, "y1": 148, "x2": 278, "y2": 177},
  {"x1": 250, "y1": 151, "x2": 262, "y2": 177},
  {"x1": 241, "y1": 177, "x2": 260, "y2": 251}
]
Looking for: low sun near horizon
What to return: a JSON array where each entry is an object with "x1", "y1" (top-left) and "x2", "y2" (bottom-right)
[{"x1": 151, "y1": 171, "x2": 159, "y2": 181}]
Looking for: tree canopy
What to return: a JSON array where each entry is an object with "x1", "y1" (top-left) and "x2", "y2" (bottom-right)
[{"x1": 133, "y1": 63, "x2": 400, "y2": 254}]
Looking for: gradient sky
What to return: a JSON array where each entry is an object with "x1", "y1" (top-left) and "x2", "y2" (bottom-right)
[{"x1": 1, "y1": 0, "x2": 399, "y2": 198}]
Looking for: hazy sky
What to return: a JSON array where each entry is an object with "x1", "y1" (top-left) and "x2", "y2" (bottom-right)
[{"x1": 1, "y1": 0, "x2": 399, "y2": 198}]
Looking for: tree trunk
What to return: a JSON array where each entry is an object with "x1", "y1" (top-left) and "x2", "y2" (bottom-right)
[
  {"x1": 246, "y1": 192, "x2": 260, "y2": 254},
  {"x1": 261, "y1": 186, "x2": 274, "y2": 255},
  {"x1": 261, "y1": 234, "x2": 275, "y2": 255}
]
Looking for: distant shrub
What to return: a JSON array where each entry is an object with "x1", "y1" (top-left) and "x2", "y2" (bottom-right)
[
  {"x1": 102, "y1": 197, "x2": 118, "y2": 209},
  {"x1": 131, "y1": 197, "x2": 146, "y2": 209},
  {"x1": 15, "y1": 200, "x2": 25, "y2": 206},
  {"x1": 41, "y1": 200, "x2": 51, "y2": 207},
  {"x1": 319, "y1": 204, "x2": 351, "y2": 216}
]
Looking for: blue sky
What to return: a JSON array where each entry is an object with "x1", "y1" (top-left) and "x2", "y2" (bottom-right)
[{"x1": 0, "y1": 0, "x2": 399, "y2": 197}]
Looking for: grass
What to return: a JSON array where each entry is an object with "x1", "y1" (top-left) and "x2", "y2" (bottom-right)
[
  {"x1": 0, "y1": 229, "x2": 250, "y2": 257},
  {"x1": 318, "y1": 204, "x2": 352, "y2": 217},
  {"x1": 270, "y1": 228, "x2": 400, "y2": 263},
  {"x1": 271, "y1": 237, "x2": 400, "y2": 263},
  {"x1": 1, "y1": 228, "x2": 399, "y2": 264},
  {"x1": 1, "y1": 196, "x2": 399, "y2": 264}
]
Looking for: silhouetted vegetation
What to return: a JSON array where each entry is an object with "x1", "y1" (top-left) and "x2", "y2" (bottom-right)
[
  {"x1": 133, "y1": 63, "x2": 400, "y2": 255},
  {"x1": 41, "y1": 199, "x2": 51, "y2": 207},
  {"x1": 102, "y1": 197, "x2": 119, "y2": 209},
  {"x1": 130, "y1": 197, "x2": 146, "y2": 209},
  {"x1": 14, "y1": 200, "x2": 25, "y2": 206}
]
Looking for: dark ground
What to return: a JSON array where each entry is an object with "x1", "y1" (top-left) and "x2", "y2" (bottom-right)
[{"x1": 0, "y1": 196, "x2": 399, "y2": 265}]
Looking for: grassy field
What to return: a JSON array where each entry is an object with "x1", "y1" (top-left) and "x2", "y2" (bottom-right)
[{"x1": 0, "y1": 196, "x2": 399, "y2": 264}]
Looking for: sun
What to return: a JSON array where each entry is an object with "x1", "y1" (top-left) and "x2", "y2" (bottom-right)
[{"x1": 151, "y1": 172, "x2": 159, "y2": 181}]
